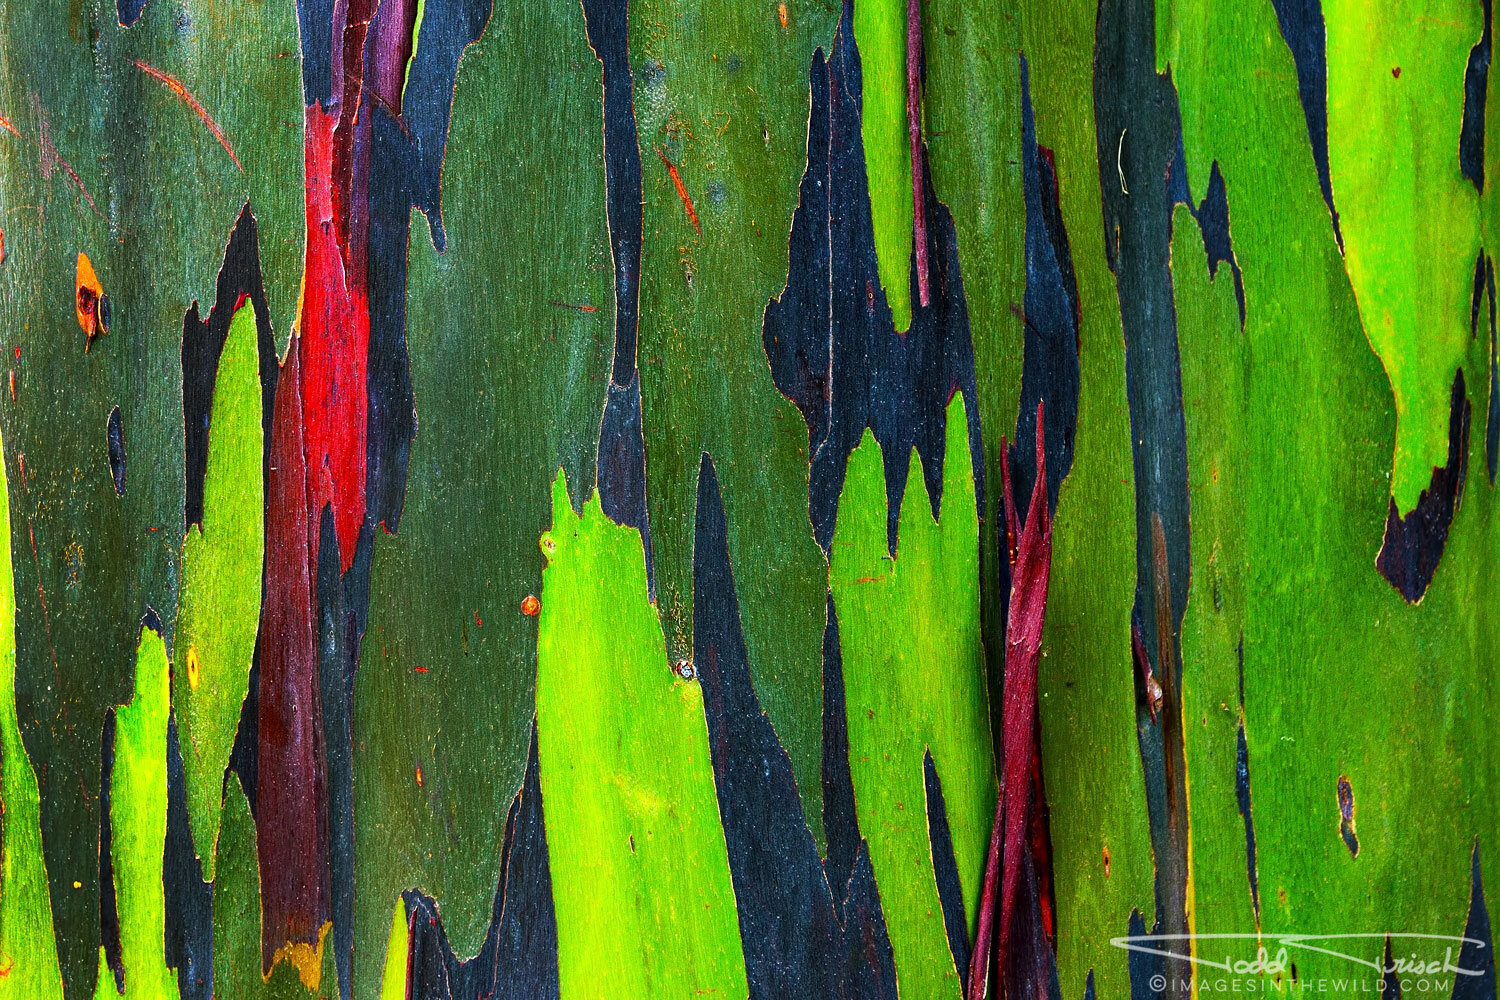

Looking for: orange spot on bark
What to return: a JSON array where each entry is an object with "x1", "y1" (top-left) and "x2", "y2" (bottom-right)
[
  {"x1": 415, "y1": 765, "x2": 423, "y2": 787},
  {"x1": 413, "y1": 665, "x2": 428, "y2": 673},
  {"x1": 778, "y1": 2, "x2": 788, "y2": 27},
  {"x1": 656, "y1": 148, "x2": 702, "y2": 235},
  {"x1": 75, "y1": 252, "x2": 106, "y2": 350},
  {"x1": 133, "y1": 60, "x2": 243, "y2": 171},
  {"x1": 521, "y1": 594, "x2": 541, "y2": 617}
]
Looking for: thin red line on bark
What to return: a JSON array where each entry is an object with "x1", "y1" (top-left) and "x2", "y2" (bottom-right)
[
  {"x1": 656, "y1": 147, "x2": 701, "y2": 235},
  {"x1": 133, "y1": 60, "x2": 243, "y2": 171},
  {"x1": 907, "y1": 0, "x2": 929, "y2": 307}
]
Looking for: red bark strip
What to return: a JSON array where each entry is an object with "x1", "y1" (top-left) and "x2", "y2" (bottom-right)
[
  {"x1": 969, "y1": 403, "x2": 1052, "y2": 1000},
  {"x1": 969, "y1": 794, "x2": 1003, "y2": 999},
  {"x1": 257, "y1": 336, "x2": 332, "y2": 971},
  {"x1": 907, "y1": 0, "x2": 929, "y2": 307},
  {"x1": 133, "y1": 60, "x2": 243, "y2": 171},
  {"x1": 998, "y1": 402, "x2": 1051, "y2": 973},
  {"x1": 656, "y1": 147, "x2": 702, "y2": 235},
  {"x1": 299, "y1": 104, "x2": 370, "y2": 569}
]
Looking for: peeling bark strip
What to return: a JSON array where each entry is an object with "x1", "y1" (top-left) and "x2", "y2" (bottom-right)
[
  {"x1": 1095, "y1": 0, "x2": 1194, "y2": 987},
  {"x1": 257, "y1": 338, "x2": 332, "y2": 970},
  {"x1": 298, "y1": 103, "x2": 371, "y2": 572},
  {"x1": 401, "y1": 726, "x2": 559, "y2": 1000},
  {"x1": 1001, "y1": 851, "x2": 1065, "y2": 1000},
  {"x1": 695, "y1": 454, "x2": 898, "y2": 1000},
  {"x1": 247, "y1": 0, "x2": 482, "y2": 976},
  {"x1": 1376, "y1": 369, "x2": 1471, "y2": 602},
  {"x1": 1000, "y1": 408, "x2": 1052, "y2": 976},
  {"x1": 763, "y1": 2, "x2": 983, "y2": 553},
  {"x1": 971, "y1": 406, "x2": 1052, "y2": 1000},
  {"x1": 656, "y1": 147, "x2": 702, "y2": 234}
]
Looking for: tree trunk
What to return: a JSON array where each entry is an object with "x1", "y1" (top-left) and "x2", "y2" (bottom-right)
[{"x1": 0, "y1": 0, "x2": 1492, "y2": 998}]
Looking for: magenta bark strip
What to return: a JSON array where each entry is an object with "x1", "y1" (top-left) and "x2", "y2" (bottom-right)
[
  {"x1": 968, "y1": 796, "x2": 1003, "y2": 1000},
  {"x1": 969, "y1": 405, "x2": 1053, "y2": 999},
  {"x1": 999, "y1": 402, "x2": 1052, "y2": 976}
]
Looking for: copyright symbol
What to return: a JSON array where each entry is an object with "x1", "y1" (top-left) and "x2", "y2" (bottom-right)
[{"x1": 1150, "y1": 974, "x2": 1167, "y2": 993}]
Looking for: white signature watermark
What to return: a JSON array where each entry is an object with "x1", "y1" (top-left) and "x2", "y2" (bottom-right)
[{"x1": 1110, "y1": 934, "x2": 1488, "y2": 994}]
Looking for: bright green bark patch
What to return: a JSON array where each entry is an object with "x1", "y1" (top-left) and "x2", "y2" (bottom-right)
[
  {"x1": 535, "y1": 472, "x2": 747, "y2": 1000},
  {"x1": 103, "y1": 625, "x2": 180, "y2": 1000},
  {"x1": 1162, "y1": 0, "x2": 1500, "y2": 979},
  {"x1": 830, "y1": 395, "x2": 994, "y2": 1000},
  {"x1": 378, "y1": 899, "x2": 409, "y2": 1000},
  {"x1": 854, "y1": 0, "x2": 915, "y2": 332},
  {"x1": 0, "y1": 431, "x2": 64, "y2": 1000},
  {"x1": 1324, "y1": 0, "x2": 1482, "y2": 512},
  {"x1": 174, "y1": 301, "x2": 264, "y2": 881}
]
